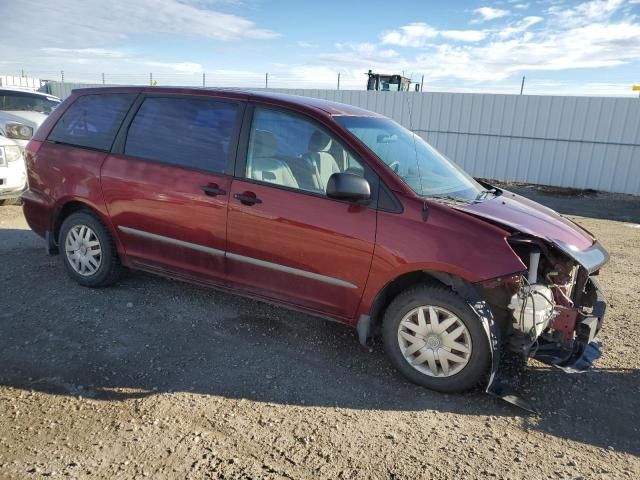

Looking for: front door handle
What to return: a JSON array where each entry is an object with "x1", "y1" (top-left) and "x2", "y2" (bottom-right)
[
  {"x1": 202, "y1": 184, "x2": 226, "y2": 196},
  {"x1": 234, "y1": 192, "x2": 262, "y2": 205}
]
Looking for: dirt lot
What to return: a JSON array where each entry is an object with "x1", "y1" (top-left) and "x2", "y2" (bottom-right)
[{"x1": 1, "y1": 187, "x2": 639, "y2": 479}]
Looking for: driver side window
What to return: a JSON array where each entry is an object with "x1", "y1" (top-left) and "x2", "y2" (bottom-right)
[{"x1": 245, "y1": 107, "x2": 364, "y2": 195}]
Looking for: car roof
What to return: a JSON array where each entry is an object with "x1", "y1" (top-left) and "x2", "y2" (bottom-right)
[
  {"x1": 0, "y1": 87, "x2": 61, "y2": 100},
  {"x1": 246, "y1": 90, "x2": 381, "y2": 117},
  {"x1": 70, "y1": 86, "x2": 381, "y2": 117}
]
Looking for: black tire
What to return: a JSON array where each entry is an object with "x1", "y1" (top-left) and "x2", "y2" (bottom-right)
[
  {"x1": 382, "y1": 284, "x2": 490, "y2": 393},
  {"x1": 58, "y1": 211, "x2": 123, "y2": 287},
  {"x1": 0, "y1": 198, "x2": 21, "y2": 206}
]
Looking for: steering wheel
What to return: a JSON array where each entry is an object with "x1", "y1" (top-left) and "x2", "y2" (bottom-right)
[{"x1": 388, "y1": 160, "x2": 400, "y2": 173}]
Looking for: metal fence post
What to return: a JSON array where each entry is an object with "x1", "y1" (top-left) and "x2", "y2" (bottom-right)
[
  {"x1": 102, "y1": 73, "x2": 105, "y2": 85},
  {"x1": 202, "y1": 72, "x2": 205, "y2": 88},
  {"x1": 520, "y1": 76, "x2": 526, "y2": 95},
  {"x1": 421, "y1": 75, "x2": 424, "y2": 92},
  {"x1": 150, "y1": 72, "x2": 153, "y2": 86},
  {"x1": 61, "y1": 70, "x2": 64, "y2": 83},
  {"x1": 337, "y1": 72, "x2": 341, "y2": 90},
  {"x1": 265, "y1": 73, "x2": 268, "y2": 89}
]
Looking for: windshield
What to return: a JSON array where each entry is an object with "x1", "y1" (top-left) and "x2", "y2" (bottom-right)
[
  {"x1": 335, "y1": 116, "x2": 485, "y2": 202},
  {"x1": 380, "y1": 77, "x2": 400, "y2": 92},
  {"x1": 0, "y1": 91, "x2": 60, "y2": 114}
]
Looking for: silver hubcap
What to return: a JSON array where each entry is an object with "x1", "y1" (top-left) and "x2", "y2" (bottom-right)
[
  {"x1": 65, "y1": 225, "x2": 102, "y2": 276},
  {"x1": 397, "y1": 306, "x2": 472, "y2": 377}
]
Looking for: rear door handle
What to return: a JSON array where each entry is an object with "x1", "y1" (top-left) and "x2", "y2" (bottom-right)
[
  {"x1": 202, "y1": 184, "x2": 226, "y2": 196},
  {"x1": 234, "y1": 192, "x2": 262, "y2": 205}
]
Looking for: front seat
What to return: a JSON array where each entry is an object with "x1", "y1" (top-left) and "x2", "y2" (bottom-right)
[
  {"x1": 248, "y1": 130, "x2": 299, "y2": 189},
  {"x1": 306, "y1": 130, "x2": 341, "y2": 190}
]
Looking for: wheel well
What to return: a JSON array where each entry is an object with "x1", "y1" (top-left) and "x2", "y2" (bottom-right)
[
  {"x1": 53, "y1": 201, "x2": 94, "y2": 243},
  {"x1": 369, "y1": 271, "x2": 448, "y2": 337}
]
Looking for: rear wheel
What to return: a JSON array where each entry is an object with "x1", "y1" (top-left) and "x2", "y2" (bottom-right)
[
  {"x1": 382, "y1": 285, "x2": 490, "y2": 393},
  {"x1": 59, "y1": 211, "x2": 122, "y2": 287}
]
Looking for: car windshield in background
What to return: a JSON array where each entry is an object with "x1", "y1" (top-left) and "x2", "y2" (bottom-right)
[
  {"x1": 0, "y1": 91, "x2": 60, "y2": 114},
  {"x1": 335, "y1": 116, "x2": 486, "y2": 202}
]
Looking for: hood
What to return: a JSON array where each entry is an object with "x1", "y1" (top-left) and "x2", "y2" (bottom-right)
[
  {"x1": 454, "y1": 190, "x2": 594, "y2": 251},
  {"x1": 0, "y1": 111, "x2": 48, "y2": 129}
]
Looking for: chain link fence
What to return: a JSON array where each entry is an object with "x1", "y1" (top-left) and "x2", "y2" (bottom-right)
[{"x1": 9, "y1": 70, "x2": 357, "y2": 91}]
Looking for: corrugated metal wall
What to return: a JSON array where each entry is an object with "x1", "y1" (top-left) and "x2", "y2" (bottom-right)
[
  {"x1": 46, "y1": 82, "x2": 107, "y2": 100},
  {"x1": 45, "y1": 83, "x2": 640, "y2": 195}
]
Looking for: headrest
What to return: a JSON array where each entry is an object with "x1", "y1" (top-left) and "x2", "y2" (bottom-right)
[
  {"x1": 309, "y1": 130, "x2": 332, "y2": 152},
  {"x1": 253, "y1": 130, "x2": 278, "y2": 158}
]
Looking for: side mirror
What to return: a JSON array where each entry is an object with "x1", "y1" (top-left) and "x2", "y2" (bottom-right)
[{"x1": 326, "y1": 173, "x2": 371, "y2": 202}]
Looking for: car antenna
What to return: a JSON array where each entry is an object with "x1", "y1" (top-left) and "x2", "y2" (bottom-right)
[{"x1": 403, "y1": 92, "x2": 428, "y2": 221}]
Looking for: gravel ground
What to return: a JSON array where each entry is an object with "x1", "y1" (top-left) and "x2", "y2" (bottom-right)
[{"x1": 0, "y1": 187, "x2": 639, "y2": 479}]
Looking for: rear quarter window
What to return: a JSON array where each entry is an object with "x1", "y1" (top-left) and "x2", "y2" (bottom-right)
[{"x1": 47, "y1": 93, "x2": 136, "y2": 151}]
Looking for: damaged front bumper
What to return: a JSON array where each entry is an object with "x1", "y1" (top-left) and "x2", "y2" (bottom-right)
[
  {"x1": 476, "y1": 250, "x2": 608, "y2": 413},
  {"x1": 533, "y1": 276, "x2": 606, "y2": 373},
  {"x1": 467, "y1": 297, "x2": 541, "y2": 413}
]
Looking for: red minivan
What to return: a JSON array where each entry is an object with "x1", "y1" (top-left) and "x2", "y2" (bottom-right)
[{"x1": 22, "y1": 87, "x2": 608, "y2": 394}]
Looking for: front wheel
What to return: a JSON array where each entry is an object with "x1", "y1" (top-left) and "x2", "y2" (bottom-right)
[{"x1": 382, "y1": 285, "x2": 490, "y2": 393}]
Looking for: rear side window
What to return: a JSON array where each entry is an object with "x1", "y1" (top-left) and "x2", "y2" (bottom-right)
[
  {"x1": 48, "y1": 93, "x2": 135, "y2": 151},
  {"x1": 124, "y1": 97, "x2": 239, "y2": 173}
]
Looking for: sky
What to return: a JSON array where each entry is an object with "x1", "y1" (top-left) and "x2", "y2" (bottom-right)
[{"x1": 1, "y1": 0, "x2": 639, "y2": 95}]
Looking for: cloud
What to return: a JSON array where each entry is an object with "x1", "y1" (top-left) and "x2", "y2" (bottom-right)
[
  {"x1": 0, "y1": 0, "x2": 279, "y2": 82},
  {"x1": 472, "y1": 7, "x2": 510, "y2": 22},
  {"x1": 0, "y1": 0, "x2": 279, "y2": 48},
  {"x1": 547, "y1": 0, "x2": 626, "y2": 26},
  {"x1": 319, "y1": 43, "x2": 400, "y2": 70},
  {"x1": 497, "y1": 16, "x2": 543, "y2": 39},
  {"x1": 41, "y1": 48, "x2": 128, "y2": 59},
  {"x1": 2, "y1": 0, "x2": 639, "y2": 96},
  {"x1": 144, "y1": 61, "x2": 204, "y2": 74},
  {"x1": 307, "y1": 0, "x2": 640, "y2": 87},
  {"x1": 514, "y1": 3, "x2": 530, "y2": 9},
  {"x1": 335, "y1": 42, "x2": 399, "y2": 58},
  {"x1": 381, "y1": 23, "x2": 439, "y2": 47},
  {"x1": 440, "y1": 30, "x2": 489, "y2": 42},
  {"x1": 417, "y1": 20, "x2": 640, "y2": 82},
  {"x1": 382, "y1": 22, "x2": 487, "y2": 47}
]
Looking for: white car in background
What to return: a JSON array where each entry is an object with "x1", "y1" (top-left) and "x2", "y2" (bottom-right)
[
  {"x1": 0, "y1": 88, "x2": 60, "y2": 205},
  {"x1": 0, "y1": 136, "x2": 25, "y2": 205},
  {"x1": 0, "y1": 88, "x2": 61, "y2": 150}
]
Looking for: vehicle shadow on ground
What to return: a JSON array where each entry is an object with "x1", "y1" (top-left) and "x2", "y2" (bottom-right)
[{"x1": 1, "y1": 240, "x2": 639, "y2": 457}]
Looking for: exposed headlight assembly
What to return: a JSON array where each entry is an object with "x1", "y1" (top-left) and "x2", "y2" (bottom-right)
[
  {"x1": 5, "y1": 123, "x2": 34, "y2": 140},
  {"x1": 0, "y1": 145, "x2": 22, "y2": 166}
]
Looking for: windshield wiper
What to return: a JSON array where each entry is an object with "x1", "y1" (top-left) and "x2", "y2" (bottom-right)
[
  {"x1": 475, "y1": 190, "x2": 492, "y2": 201},
  {"x1": 475, "y1": 186, "x2": 502, "y2": 201},
  {"x1": 429, "y1": 195, "x2": 473, "y2": 205}
]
